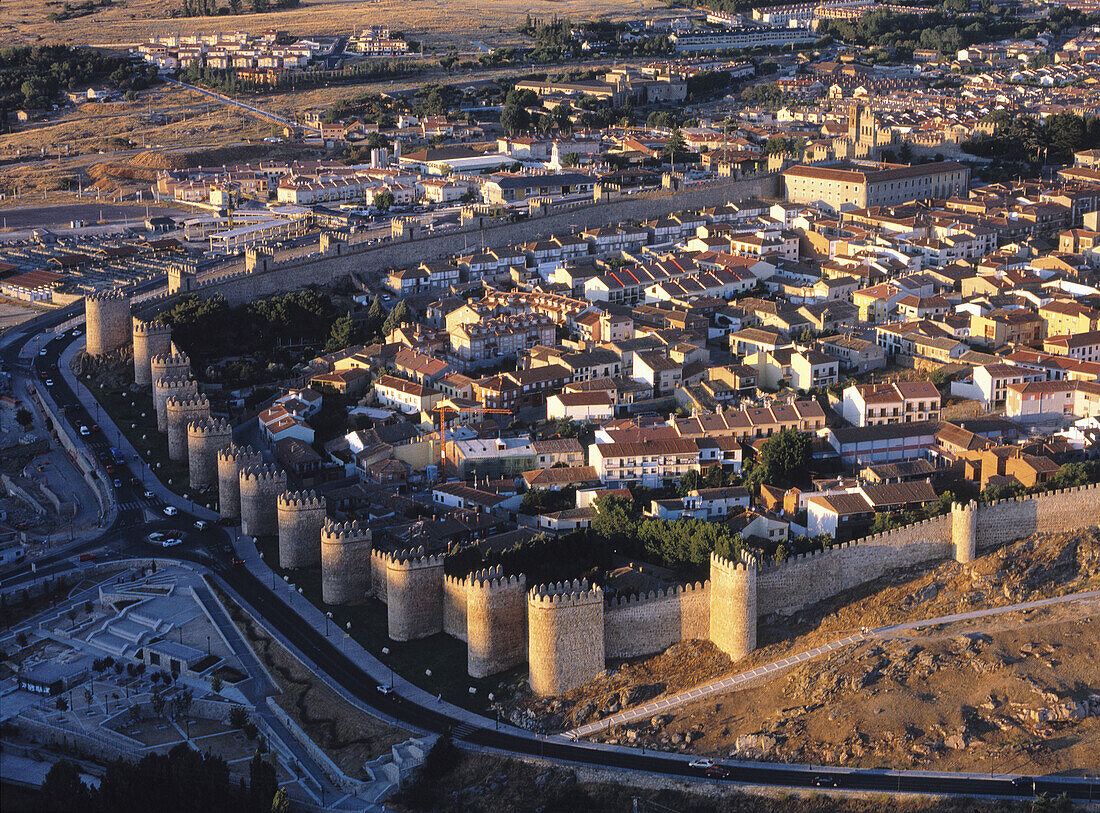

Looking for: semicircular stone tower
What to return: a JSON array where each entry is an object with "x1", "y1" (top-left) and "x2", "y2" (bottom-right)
[
  {"x1": 150, "y1": 351, "x2": 190, "y2": 388},
  {"x1": 187, "y1": 417, "x2": 233, "y2": 490},
  {"x1": 132, "y1": 319, "x2": 173, "y2": 387},
  {"x1": 709, "y1": 552, "x2": 757, "y2": 662},
  {"x1": 320, "y1": 519, "x2": 373, "y2": 605},
  {"x1": 154, "y1": 377, "x2": 198, "y2": 432},
  {"x1": 385, "y1": 548, "x2": 445, "y2": 641},
  {"x1": 217, "y1": 444, "x2": 262, "y2": 521},
  {"x1": 165, "y1": 394, "x2": 210, "y2": 462},
  {"x1": 239, "y1": 464, "x2": 287, "y2": 538},
  {"x1": 84, "y1": 291, "x2": 131, "y2": 357},
  {"x1": 278, "y1": 490, "x2": 327, "y2": 570},
  {"x1": 466, "y1": 566, "x2": 527, "y2": 679},
  {"x1": 527, "y1": 579, "x2": 604, "y2": 697}
]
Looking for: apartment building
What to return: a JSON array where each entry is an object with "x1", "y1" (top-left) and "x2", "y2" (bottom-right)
[
  {"x1": 783, "y1": 161, "x2": 970, "y2": 213},
  {"x1": 590, "y1": 438, "x2": 702, "y2": 488},
  {"x1": 841, "y1": 381, "x2": 941, "y2": 427},
  {"x1": 449, "y1": 313, "x2": 556, "y2": 367},
  {"x1": 373, "y1": 375, "x2": 443, "y2": 415}
]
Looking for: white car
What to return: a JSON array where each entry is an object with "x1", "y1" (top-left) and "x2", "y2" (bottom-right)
[
  {"x1": 79, "y1": 426, "x2": 90, "y2": 436},
  {"x1": 38, "y1": 348, "x2": 47, "y2": 356},
  {"x1": 143, "y1": 489, "x2": 154, "y2": 499},
  {"x1": 44, "y1": 379, "x2": 54, "y2": 387},
  {"x1": 163, "y1": 506, "x2": 178, "y2": 517},
  {"x1": 194, "y1": 520, "x2": 208, "y2": 530},
  {"x1": 689, "y1": 758, "x2": 715, "y2": 769}
]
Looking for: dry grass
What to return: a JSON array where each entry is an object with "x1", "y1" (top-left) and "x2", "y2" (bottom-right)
[
  {"x1": 216, "y1": 585, "x2": 412, "y2": 777},
  {"x1": 2, "y1": 0, "x2": 665, "y2": 49}
]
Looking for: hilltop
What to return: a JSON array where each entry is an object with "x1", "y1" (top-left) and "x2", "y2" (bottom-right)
[{"x1": 506, "y1": 527, "x2": 1100, "y2": 774}]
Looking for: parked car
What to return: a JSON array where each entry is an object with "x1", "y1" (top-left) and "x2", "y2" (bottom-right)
[
  {"x1": 194, "y1": 520, "x2": 208, "y2": 530},
  {"x1": 163, "y1": 506, "x2": 178, "y2": 516},
  {"x1": 689, "y1": 759, "x2": 715, "y2": 770}
]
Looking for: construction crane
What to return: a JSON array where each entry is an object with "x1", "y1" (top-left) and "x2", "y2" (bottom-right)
[{"x1": 431, "y1": 403, "x2": 512, "y2": 483}]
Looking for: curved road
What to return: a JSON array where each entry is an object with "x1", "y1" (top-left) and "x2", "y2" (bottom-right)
[{"x1": 2, "y1": 296, "x2": 1098, "y2": 804}]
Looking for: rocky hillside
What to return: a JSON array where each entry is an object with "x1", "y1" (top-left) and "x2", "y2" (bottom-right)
[{"x1": 504, "y1": 527, "x2": 1100, "y2": 774}]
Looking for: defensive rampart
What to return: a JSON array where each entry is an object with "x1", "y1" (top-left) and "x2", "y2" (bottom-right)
[{"x1": 170, "y1": 175, "x2": 780, "y2": 306}]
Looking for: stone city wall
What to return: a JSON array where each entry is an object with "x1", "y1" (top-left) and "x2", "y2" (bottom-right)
[
  {"x1": 171, "y1": 175, "x2": 780, "y2": 306},
  {"x1": 603, "y1": 581, "x2": 709, "y2": 660}
]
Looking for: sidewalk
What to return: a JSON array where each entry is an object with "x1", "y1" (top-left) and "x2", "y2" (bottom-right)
[
  {"x1": 58, "y1": 339, "x2": 218, "y2": 523},
  {"x1": 226, "y1": 526, "x2": 549, "y2": 746}
]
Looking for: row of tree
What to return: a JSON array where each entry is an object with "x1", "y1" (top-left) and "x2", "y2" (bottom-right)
[
  {"x1": 0, "y1": 46, "x2": 148, "y2": 111},
  {"x1": 174, "y1": 0, "x2": 298, "y2": 16},
  {"x1": 39, "y1": 745, "x2": 285, "y2": 813},
  {"x1": 962, "y1": 111, "x2": 1100, "y2": 166}
]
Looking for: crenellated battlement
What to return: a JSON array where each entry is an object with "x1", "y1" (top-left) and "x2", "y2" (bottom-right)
[
  {"x1": 166, "y1": 393, "x2": 208, "y2": 409},
  {"x1": 187, "y1": 416, "x2": 231, "y2": 436},
  {"x1": 218, "y1": 443, "x2": 259, "y2": 463},
  {"x1": 468, "y1": 566, "x2": 525, "y2": 593},
  {"x1": 710, "y1": 551, "x2": 755, "y2": 574},
  {"x1": 239, "y1": 464, "x2": 285, "y2": 484},
  {"x1": 132, "y1": 319, "x2": 171, "y2": 336},
  {"x1": 528, "y1": 579, "x2": 603, "y2": 607},
  {"x1": 321, "y1": 518, "x2": 370, "y2": 544},
  {"x1": 606, "y1": 580, "x2": 707, "y2": 608},
  {"x1": 85, "y1": 290, "x2": 128, "y2": 303},
  {"x1": 150, "y1": 352, "x2": 190, "y2": 367},
  {"x1": 384, "y1": 546, "x2": 445, "y2": 569},
  {"x1": 154, "y1": 377, "x2": 195, "y2": 393},
  {"x1": 278, "y1": 490, "x2": 326, "y2": 510}
]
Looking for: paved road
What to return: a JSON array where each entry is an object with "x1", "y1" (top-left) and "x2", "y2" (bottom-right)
[
  {"x1": 566, "y1": 590, "x2": 1100, "y2": 740},
  {"x1": 4, "y1": 306, "x2": 1100, "y2": 804}
]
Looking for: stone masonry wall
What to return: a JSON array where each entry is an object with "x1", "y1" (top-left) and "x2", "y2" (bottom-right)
[
  {"x1": 443, "y1": 574, "x2": 467, "y2": 642},
  {"x1": 756, "y1": 513, "x2": 953, "y2": 618},
  {"x1": 603, "y1": 582, "x2": 710, "y2": 660},
  {"x1": 174, "y1": 175, "x2": 780, "y2": 306}
]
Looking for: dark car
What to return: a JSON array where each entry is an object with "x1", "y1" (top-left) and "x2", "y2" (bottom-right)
[
  {"x1": 811, "y1": 776, "x2": 839, "y2": 788},
  {"x1": 231, "y1": 557, "x2": 245, "y2": 566},
  {"x1": 705, "y1": 765, "x2": 732, "y2": 780}
]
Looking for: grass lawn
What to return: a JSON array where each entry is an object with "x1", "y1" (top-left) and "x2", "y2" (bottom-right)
[
  {"x1": 81, "y1": 365, "x2": 217, "y2": 509},
  {"x1": 254, "y1": 534, "x2": 526, "y2": 714}
]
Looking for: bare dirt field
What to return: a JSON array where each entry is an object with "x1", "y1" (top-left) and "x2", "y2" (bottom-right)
[
  {"x1": 509, "y1": 527, "x2": 1100, "y2": 776},
  {"x1": 2, "y1": 0, "x2": 665, "y2": 50},
  {"x1": 217, "y1": 586, "x2": 413, "y2": 777}
]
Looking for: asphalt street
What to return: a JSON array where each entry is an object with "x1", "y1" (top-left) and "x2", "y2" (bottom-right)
[{"x1": 2, "y1": 296, "x2": 1097, "y2": 804}]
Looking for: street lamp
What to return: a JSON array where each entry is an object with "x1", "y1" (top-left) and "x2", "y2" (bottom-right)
[
  {"x1": 325, "y1": 611, "x2": 332, "y2": 636},
  {"x1": 381, "y1": 646, "x2": 395, "y2": 688}
]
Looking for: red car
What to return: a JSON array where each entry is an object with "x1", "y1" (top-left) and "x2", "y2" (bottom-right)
[
  {"x1": 705, "y1": 765, "x2": 732, "y2": 780},
  {"x1": 79, "y1": 552, "x2": 96, "y2": 562}
]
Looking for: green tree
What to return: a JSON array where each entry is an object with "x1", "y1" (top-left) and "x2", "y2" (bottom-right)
[
  {"x1": 40, "y1": 760, "x2": 91, "y2": 813},
  {"x1": 271, "y1": 787, "x2": 291, "y2": 813},
  {"x1": 382, "y1": 299, "x2": 413, "y2": 336},
  {"x1": 249, "y1": 752, "x2": 278, "y2": 812},
  {"x1": 745, "y1": 428, "x2": 811, "y2": 493},
  {"x1": 325, "y1": 312, "x2": 357, "y2": 353},
  {"x1": 365, "y1": 295, "x2": 387, "y2": 339},
  {"x1": 15, "y1": 407, "x2": 33, "y2": 431},
  {"x1": 663, "y1": 127, "x2": 687, "y2": 166},
  {"x1": 372, "y1": 190, "x2": 395, "y2": 211},
  {"x1": 500, "y1": 103, "x2": 526, "y2": 135},
  {"x1": 591, "y1": 495, "x2": 636, "y2": 546},
  {"x1": 210, "y1": 675, "x2": 223, "y2": 694}
]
